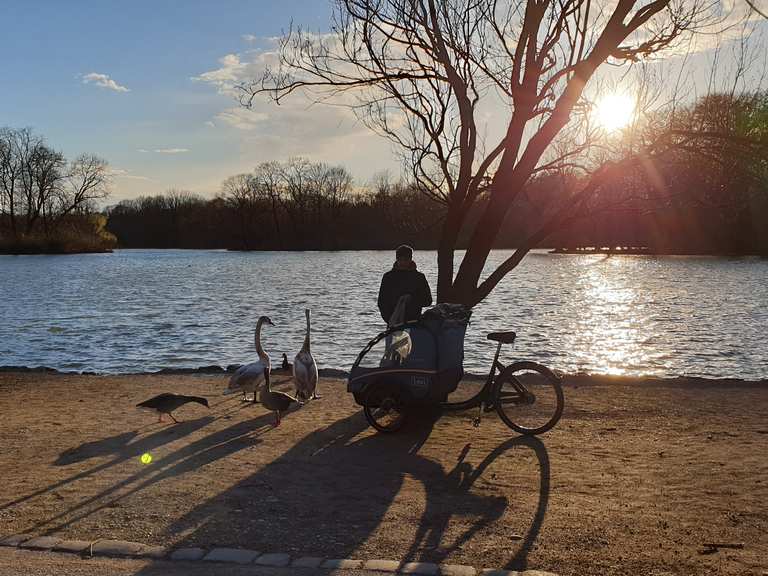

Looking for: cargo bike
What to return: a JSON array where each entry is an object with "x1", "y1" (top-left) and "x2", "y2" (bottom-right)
[{"x1": 348, "y1": 304, "x2": 564, "y2": 434}]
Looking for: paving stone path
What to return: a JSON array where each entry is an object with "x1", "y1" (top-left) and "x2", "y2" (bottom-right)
[{"x1": 0, "y1": 534, "x2": 558, "y2": 576}]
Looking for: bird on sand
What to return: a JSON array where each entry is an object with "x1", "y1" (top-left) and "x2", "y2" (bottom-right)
[
  {"x1": 136, "y1": 393, "x2": 209, "y2": 423},
  {"x1": 293, "y1": 308, "x2": 319, "y2": 402},
  {"x1": 226, "y1": 316, "x2": 274, "y2": 402},
  {"x1": 281, "y1": 353, "x2": 290, "y2": 371},
  {"x1": 258, "y1": 367, "x2": 296, "y2": 426}
]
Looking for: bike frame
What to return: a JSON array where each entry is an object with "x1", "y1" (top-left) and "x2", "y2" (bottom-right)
[
  {"x1": 350, "y1": 323, "x2": 530, "y2": 412},
  {"x1": 441, "y1": 339, "x2": 507, "y2": 412}
]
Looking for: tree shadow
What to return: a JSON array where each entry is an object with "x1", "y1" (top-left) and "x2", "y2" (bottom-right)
[
  {"x1": 31, "y1": 412, "x2": 278, "y2": 536},
  {"x1": 3, "y1": 391, "x2": 268, "y2": 516},
  {"x1": 1, "y1": 416, "x2": 214, "y2": 513},
  {"x1": 131, "y1": 407, "x2": 550, "y2": 570}
]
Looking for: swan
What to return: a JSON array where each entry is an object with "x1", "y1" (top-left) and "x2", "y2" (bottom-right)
[
  {"x1": 136, "y1": 393, "x2": 209, "y2": 423},
  {"x1": 382, "y1": 294, "x2": 412, "y2": 364},
  {"x1": 293, "y1": 308, "x2": 319, "y2": 402},
  {"x1": 225, "y1": 316, "x2": 274, "y2": 403},
  {"x1": 259, "y1": 366, "x2": 296, "y2": 426},
  {"x1": 388, "y1": 293, "x2": 411, "y2": 328}
]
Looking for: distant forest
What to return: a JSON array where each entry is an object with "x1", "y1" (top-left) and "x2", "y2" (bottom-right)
[
  {"x1": 4, "y1": 93, "x2": 766, "y2": 256},
  {"x1": 107, "y1": 93, "x2": 768, "y2": 255},
  {"x1": 108, "y1": 100, "x2": 768, "y2": 255},
  {"x1": 106, "y1": 165, "x2": 768, "y2": 254}
]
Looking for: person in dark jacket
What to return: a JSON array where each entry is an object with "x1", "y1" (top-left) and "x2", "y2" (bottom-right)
[{"x1": 377, "y1": 245, "x2": 433, "y2": 324}]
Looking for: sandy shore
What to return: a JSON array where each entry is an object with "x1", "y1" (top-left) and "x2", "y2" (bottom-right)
[{"x1": 0, "y1": 372, "x2": 766, "y2": 576}]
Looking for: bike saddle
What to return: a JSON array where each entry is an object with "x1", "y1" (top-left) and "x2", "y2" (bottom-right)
[{"x1": 487, "y1": 331, "x2": 516, "y2": 344}]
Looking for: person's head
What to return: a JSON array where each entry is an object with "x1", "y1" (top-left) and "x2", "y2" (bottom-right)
[{"x1": 395, "y1": 244, "x2": 413, "y2": 262}]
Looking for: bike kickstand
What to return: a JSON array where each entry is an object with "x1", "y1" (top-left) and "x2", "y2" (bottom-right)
[{"x1": 472, "y1": 403, "x2": 484, "y2": 428}]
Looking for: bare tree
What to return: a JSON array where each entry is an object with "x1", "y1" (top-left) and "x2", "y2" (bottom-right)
[
  {"x1": 222, "y1": 173, "x2": 262, "y2": 248},
  {"x1": 242, "y1": 0, "x2": 733, "y2": 306},
  {"x1": 60, "y1": 154, "x2": 111, "y2": 219},
  {"x1": 0, "y1": 127, "x2": 26, "y2": 239},
  {"x1": 1, "y1": 129, "x2": 110, "y2": 242},
  {"x1": 12, "y1": 131, "x2": 67, "y2": 236},
  {"x1": 254, "y1": 161, "x2": 286, "y2": 247}
]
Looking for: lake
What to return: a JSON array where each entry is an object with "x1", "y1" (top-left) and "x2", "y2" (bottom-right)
[{"x1": 1, "y1": 249, "x2": 766, "y2": 379}]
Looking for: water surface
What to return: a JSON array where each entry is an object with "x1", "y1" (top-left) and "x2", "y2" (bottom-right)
[{"x1": 1, "y1": 250, "x2": 766, "y2": 379}]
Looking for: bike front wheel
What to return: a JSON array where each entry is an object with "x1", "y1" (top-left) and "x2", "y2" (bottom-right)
[{"x1": 493, "y1": 361, "x2": 564, "y2": 435}]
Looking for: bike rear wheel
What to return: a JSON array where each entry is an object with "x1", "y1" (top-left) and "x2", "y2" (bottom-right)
[{"x1": 493, "y1": 361, "x2": 563, "y2": 435}]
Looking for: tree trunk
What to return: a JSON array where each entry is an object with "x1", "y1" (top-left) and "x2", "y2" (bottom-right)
[{"x1": 435, "y1": 204, "x2": 466, "y2": 303}]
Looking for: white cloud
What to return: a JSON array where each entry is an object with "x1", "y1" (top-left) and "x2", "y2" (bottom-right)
[
  {"x1": 137, "y1": 148, "x2": 190, "y2": 154},
  {"x1": 154, "y1": 148, "x2": 190, "y2": 154},
  {"x1": 82, "y1": 72, "x2": 130, "y2": 92},
  {"x1": 204, "y1": 120, "x2": 216, "y2": 128},
  {"x1": 242, "y1": 34, "x2": 258, "y2": 43},
  {"x1": 215, "y1": 107, "x2": 269, "y2": 130},
  {"x1": 192, "y1": 53, "x2": 250, "y2": 94},
  {"x1": 109, "y1": 168, "x2": 153, "y2": 182},
  {"x1": 192, "y1": 38, "x2": 400, "y2": 177}
]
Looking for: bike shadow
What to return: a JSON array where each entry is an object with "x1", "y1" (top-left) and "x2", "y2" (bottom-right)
[{"x1": 131, "y1": 406, "x2": 550, "y2": 570}]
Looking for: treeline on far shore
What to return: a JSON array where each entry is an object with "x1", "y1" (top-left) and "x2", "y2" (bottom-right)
[
  {"x1": 106, "y1": 156, "x2": 768, "y2": 255},
  {"x1": 0, "y1": 127, "x2": 116, "y2": 254},
  {"x1": 4, "y1": 90, "x2": 768, "y2": 256}
]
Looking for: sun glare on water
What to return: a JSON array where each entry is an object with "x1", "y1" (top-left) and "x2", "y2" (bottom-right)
[{"x1": 593, "y1": 92, "x2": 636, "y2": 132}]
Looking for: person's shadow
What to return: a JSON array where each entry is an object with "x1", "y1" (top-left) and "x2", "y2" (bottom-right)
[{"x1": 133, "y1": 407, "x2": 550, "y2": 570}]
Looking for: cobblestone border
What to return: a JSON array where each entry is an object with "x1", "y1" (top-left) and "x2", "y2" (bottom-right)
[{"x1": 0, "y1": 534, "x2": 558, "y2": 576}]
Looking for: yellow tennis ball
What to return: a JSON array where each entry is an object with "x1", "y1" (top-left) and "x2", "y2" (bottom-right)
[{"x1": 140, "y1": 453, "x2": 153, "y2": 465}]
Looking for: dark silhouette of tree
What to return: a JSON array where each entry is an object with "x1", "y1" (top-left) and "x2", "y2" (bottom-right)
[
  {"x1": 105, "y1": 93, "x2": 768, "y2": 256},
  {"x1": 0, "y1": 127, "x2": 113, "y2": 253},
  {"x1": 241, "y1": 0, "x2": 727, "y2": 306}
]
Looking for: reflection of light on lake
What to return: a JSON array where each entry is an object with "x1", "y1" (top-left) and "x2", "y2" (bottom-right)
[{"x1": 565, "y1": 257, "x2": 653, "y2": 375}]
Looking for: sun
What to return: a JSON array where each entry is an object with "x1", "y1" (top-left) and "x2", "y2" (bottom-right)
[{"x1": 593, "y1": 92, "x2": 636, "y2": 132}]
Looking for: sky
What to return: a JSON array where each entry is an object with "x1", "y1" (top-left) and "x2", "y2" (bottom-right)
[
  {"x1": 1, "y1": 1, "x2": 766, "y2": 203},
  {"x1": 0, "y1": 0, "x2": 398, "y2": 202}
]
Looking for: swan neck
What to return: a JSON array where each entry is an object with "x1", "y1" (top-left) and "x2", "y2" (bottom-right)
[
  {"x1": 255, "y1": 320, "x2": 268, "y2": 362},
  {"x1": 302, "y1": 310, "x2": 311, "y2": 352}
]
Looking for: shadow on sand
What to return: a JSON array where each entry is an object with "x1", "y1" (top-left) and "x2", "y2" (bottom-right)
[
  {"x1": 8, "y1": 398, "x2": 550, "y2": 570},
  {"x1": 1, "y1": 416, "x2": 215, "y2": 514},
  {"x1": 128, "y1": 406, "x2": 551, "y2": 571}
]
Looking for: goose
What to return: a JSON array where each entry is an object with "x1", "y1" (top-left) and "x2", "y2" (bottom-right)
[
  {"x1": 136, "y1": 393, "x2": 209, "y2": 423},
  {"x1": 259, "y1": 367, "x2": 296, "y2": 426},
  {"x1": 225, "y1": 316, "x2": 274, "y2": 403},
  {"x1": 293, "y1": 308, "x2": 319, "y2": 402}
]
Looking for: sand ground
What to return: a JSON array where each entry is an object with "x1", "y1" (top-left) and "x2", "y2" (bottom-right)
[{"x1": 0, "y1": 372, "x2": 766, "y2": 576}]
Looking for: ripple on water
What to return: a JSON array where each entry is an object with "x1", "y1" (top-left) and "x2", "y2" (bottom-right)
[{"x1": 0, "y1": 249, "x2": 766, "y2": 379}]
